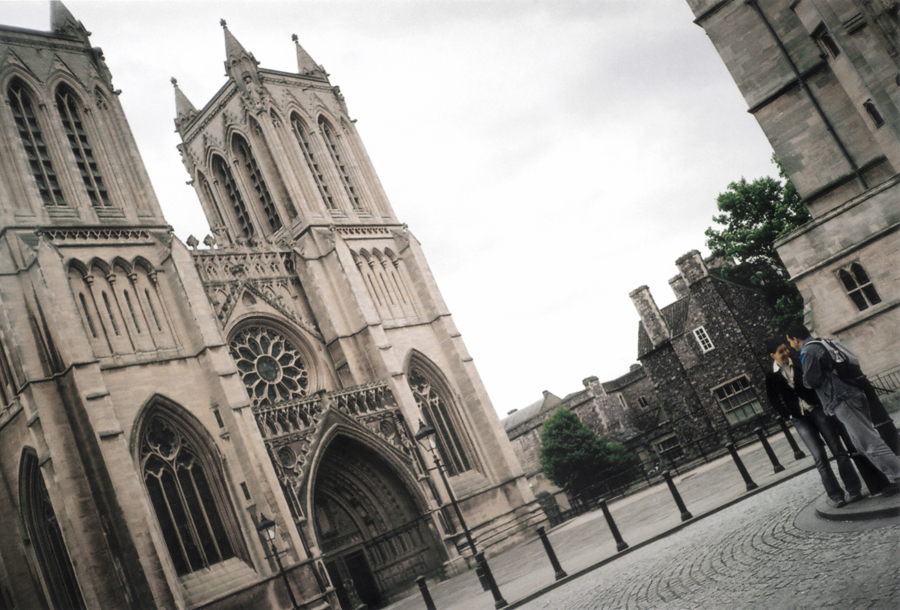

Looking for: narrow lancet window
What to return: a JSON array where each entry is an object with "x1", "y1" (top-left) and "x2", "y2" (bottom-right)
[
  {"x1": 319, "y1": 119, "x2": 360, "y2": 209},
  {"x1": 8, "y1": 80, "x2": 66, "y2": 206},
  {"x1": 56, "y1": 85, "x2": 110, "y2": 207},
  {"x1": 213, "y1": 156, "x2": 254, "y2": 239},
  {"x1": 291, "y1": 115, "x2": 334, "y2": 209},
  {"x1": 233, "y1": 136, "x2": 281, "y2": 232}
]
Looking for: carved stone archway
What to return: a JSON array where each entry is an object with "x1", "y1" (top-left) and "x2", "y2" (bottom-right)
[{"x1": 312, "y1": 435, "x2": 444, "y2": 608}]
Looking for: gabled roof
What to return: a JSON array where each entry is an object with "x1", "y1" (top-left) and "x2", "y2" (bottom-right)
[
  {"x1": 502, "y1": 392, "x2": 561, "y2": 433},
  {"x1": 637, "y1": 296, "x2": 690, "y2": 358}
]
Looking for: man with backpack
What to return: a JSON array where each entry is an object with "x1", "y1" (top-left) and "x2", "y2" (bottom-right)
[
  {"x1": 786, "y1": 324, "x2": 900, "y2": 496},
  {"x1": 765, "y1": 337, "x2": 862, "y2": 507}
]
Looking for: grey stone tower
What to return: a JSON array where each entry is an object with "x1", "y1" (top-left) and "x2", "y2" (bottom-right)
[{"x1": 172, "y1": 18, "x2": 542, "y2": 605}]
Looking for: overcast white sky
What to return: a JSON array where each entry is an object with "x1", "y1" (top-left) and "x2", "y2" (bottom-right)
[{"x1": 3, "y1": 1, "x2": 777, "y2": 417}]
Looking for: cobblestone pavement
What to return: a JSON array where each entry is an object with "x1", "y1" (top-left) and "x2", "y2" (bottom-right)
[{"x1": 517, "y1": 473, "x2": 900, "y2": 610}]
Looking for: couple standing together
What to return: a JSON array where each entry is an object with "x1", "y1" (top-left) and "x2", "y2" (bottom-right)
[{"x1": 765, "y1": 325, "x2": 900, "y2": 507}]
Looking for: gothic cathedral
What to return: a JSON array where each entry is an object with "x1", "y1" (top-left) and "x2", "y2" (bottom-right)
[{"x1": 0, "y1": 4, "x2": 540, "y2": 609}]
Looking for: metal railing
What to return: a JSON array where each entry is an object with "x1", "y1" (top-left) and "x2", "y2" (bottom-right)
[{"x1": 544, "y1": 416, "x2": 784, "y2": 526}]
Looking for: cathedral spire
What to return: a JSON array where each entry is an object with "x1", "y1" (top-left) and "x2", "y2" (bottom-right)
[
  {"x1": 220, "y1": 20, "x2": 269, "y2": 113},
  {"x1": 221, "y1": 19, "x2": 258, "y2": 80},
  {"x1": 51, "y1": 0, "x2": 89, "y2": 40},
  {"x1": 171, "y1": 77, "x2": 198, "y2": 133},
  {"x1": 292, "y1": 34, "x2": 327, "y2": 79}
]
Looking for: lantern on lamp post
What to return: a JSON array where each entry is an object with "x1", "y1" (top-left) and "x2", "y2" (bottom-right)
[{"x1": 256, "y1": 515, "x2": 301, "y2": 610}]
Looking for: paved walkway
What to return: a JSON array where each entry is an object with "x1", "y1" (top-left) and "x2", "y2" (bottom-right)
[
  {"x1": 517, "y1": 474, "x2": 899, "y2": 609},
  {"x1": 384, "y1": 416, "x2": 900, "y2": 610}
]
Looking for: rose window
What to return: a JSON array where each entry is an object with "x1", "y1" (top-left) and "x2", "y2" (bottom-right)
[{"x1": 230, "y1": 327, "x2": 309, "y2": 406}]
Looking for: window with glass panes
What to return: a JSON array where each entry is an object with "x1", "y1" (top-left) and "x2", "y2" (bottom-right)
[
  {"x1": 654, "y1": 436, "x2": 684, "y2": 461},
  {"x1": 713, "y1": 376, "x2": 764, "y2": 425},
  {"x1": 839, "y1": 263, "x2": 881, "y2": 311},
  {"x1": 693, "y1": 326, "x2": 715, "y2": 353}
]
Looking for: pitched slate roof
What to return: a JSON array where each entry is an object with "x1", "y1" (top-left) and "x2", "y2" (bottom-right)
[
  {"x1": 502, "y1": 392, "x2": 561, "y2": 433},
  {"x1": 636, "y1": 296, "x2": 690, "y2": 358}
]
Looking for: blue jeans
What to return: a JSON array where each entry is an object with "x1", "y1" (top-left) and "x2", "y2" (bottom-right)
[
  {"x1": 793, "y1": 407, "x2": 861, "y2": 500},
  {"x1": 833, "y1": 391, "x2": 900, "y2": 485}
]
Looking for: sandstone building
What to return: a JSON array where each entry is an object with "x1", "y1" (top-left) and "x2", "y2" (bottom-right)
[
  {"x1": 686, "y1": 0, "x2": 900, "y2": 385},
  {"x1": 0, "y1": 4, "x2": 539, "y2": 610}
]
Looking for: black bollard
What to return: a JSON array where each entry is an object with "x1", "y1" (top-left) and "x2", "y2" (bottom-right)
[
  {"x1": 474, "y1": 551, "x2": 507, "y2": 609},
  {"x1": 536, "y1": 526, "x2": 568, "y2": 580},
  {"x1": 597, "y1": 499, "x2": 629, "y2": 551},
  {"x1": 726, "y1": 442, "x2": 758, "y2": 491},
  {"x1": 776, "y1": 416, "x2": 806, "y2": 460},
  {"x1": 661, "y1": 471, "x2": 692, "y2": 521},
  {"x1": 755, "y1": 427, "x2": 785, "y2": 473},
  {"x1": 416, "y1": 576, "x2": 437, "y2": 610}
]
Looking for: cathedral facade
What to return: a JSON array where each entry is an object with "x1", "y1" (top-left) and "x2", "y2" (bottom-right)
[{"x1": 0, "y1": 4, "x2": 539, "y2": 610}]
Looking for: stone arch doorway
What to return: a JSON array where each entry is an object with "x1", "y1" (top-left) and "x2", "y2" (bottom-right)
[{"x1": 312, "y1": 435, "x2": 444, "y2": 608}]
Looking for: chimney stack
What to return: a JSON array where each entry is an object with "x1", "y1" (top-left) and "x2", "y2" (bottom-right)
[
  {"x1": 629, "y1": 285, "x2": 669, "y2": 348},
  {"x1": 675, "y1": 250, "x2": 709, "y2": 287}
]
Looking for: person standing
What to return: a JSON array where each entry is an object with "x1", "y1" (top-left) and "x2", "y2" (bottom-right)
[
  {"x1": 765, "y1": 337, "x2": 862, "y2": 507},
  {"x1": 786, "y1": 325, "x2": 900, "y2": 496}
]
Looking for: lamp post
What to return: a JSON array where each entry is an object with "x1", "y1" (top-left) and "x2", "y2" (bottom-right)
[
  {"x1": 415, "y1": 421, "x2": 507, "y2": 608},
  {"x1": 256, "y1": 515, "x2": 301, "y2": 610}
]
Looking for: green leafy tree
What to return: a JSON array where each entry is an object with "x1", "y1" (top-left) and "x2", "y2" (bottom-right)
[
  {"x1": 705, "y1": 155, "x2": 811, "y2": 330},
  {"x1": 539, "y1": 408, "x2": 633, "y2": 495}
]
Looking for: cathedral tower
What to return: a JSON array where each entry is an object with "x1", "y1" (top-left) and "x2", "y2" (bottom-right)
[
  {"x1": 0, "y1": 4, "x2": 327, "y2": 609},
  {"x1": 172, "y1": 20, "x2": 542, "y2": 604},
  {"x1": 0, "y1": 4, "x2": 541, "y2": 610}
]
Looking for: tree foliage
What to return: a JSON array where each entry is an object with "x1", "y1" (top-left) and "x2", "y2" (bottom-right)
[
  {"x1": 539, "y1": 408, "x2": 633, "y2": 495},
  {"x1": 705, "y1": 155, "x2": 810, "y2": 331}
]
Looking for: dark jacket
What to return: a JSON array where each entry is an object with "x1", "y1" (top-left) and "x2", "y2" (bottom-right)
[
  {"x1": 765, "y1": 355, "x2": 822, "y2": 419},
  {"x1": 801, "y1": 339, "x2": 863, "y2": 416}
]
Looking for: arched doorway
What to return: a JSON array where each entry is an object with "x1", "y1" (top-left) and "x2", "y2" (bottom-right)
[{"x1": 312, "y1": 436, "x2": 443, "y2": 608}]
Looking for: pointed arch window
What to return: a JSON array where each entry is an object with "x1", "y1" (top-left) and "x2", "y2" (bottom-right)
[
  {"x1": 56, "y1": 85, "x2": 110, "y2": 207},
  {"x1": 839, "y1": 263, "x2": 881, "y2": 311},
  {"x1": 233, "y1": 136, "x2": 282, "y2": 232},
  {"x1": 291, "y1": 114, "x2": 334, "y2": 209},
  {"x1": 408, "y1": 366, "x2": 473, "y2": 476},
  {"x1": 319, "y1": 119, "x2": 360, "y2": 209},
  {"x1": 8, "y1": 79, "x2": 66, "y2": 207},
  {"x1": 212, "y1": 156, "x2": 254, "y2": 239},
  {"x1": 139, "y1": 412, "x2": 240, "y2": 576},
  {"x1": 20, "y1": 450, "x2": 86, "y2": 610}
]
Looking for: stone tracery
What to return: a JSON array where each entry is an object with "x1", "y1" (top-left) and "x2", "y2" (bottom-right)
[{"x1": 229, "y1": 326, "x2": 309, "y2": 407}]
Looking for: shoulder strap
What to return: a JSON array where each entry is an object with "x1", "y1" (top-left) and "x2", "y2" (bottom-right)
[{"x1": 821, "y1": 338, "x2": 860, "y2": 366}]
